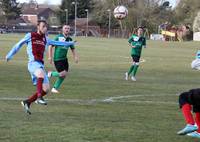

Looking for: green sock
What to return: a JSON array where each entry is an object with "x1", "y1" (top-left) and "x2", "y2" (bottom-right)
[
  {"x1": 53, "y1": 77, "x2": 65, "y2": 89},
  {"x1": 132, "y1": 65, "x2": 139, "y2": 76},
  {"x1": 51, "y1": 71, "x2": 60, "y2": 77},
  {"x1": 128, "y1": 65, "x2": 134, "y2": 75}
]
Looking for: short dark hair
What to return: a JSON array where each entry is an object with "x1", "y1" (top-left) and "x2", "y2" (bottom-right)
[
  {"x1": 138, "y1": 26, "x2": 144, "y2": 30},
  {"x1": 37, "y1": 19, "x2": 47, "y2": 25}
]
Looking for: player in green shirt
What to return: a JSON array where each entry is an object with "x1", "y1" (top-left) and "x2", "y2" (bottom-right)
[
  {"x1": 125, "y1": 27, "x2": 146, "y2": 81},
  {"x1": 48, "y1": 25, "x2": 79, "y2": 93}
]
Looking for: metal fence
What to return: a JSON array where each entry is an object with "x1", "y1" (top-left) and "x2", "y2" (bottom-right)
[{"x1": 0, "y1": 24, "x2": 133, "y2": 38}]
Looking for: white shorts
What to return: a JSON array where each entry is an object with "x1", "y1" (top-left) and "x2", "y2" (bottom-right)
[{"x1": 28, "y1": 61, "x2": 49, "y2": 86}]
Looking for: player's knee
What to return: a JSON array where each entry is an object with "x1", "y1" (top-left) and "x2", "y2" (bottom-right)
[
  {"x1": 45, "y1": 87, "x2": 50, "y2": 93},
  {"x1": 59, "y1": 71, "x2": 67, "y2": 78},
  {"x1": 38, "y1": 74, "x2": 44, "y2": 78},
  {"x1": 135, "y1": 62, "x2": 140, "y2": 66},
  {"x1": 42, "y1": 84, "x2": 50, "y2": 93},
  {"x1": 179, "y1": 92, "x2": 189, "y2": 108},
  {"x1": 132, "y1": 62, "x2": 136, "y2": 65},
  {"x1": 35, "y1": 69, "x2": 45, "y2": 78},
  {"x1": 60, "y1": 75, "x2": 66, "y2": 79}
]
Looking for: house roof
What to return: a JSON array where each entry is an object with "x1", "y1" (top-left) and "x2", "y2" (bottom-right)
[
  {"x1": 22, "y1": 7, "x2": 54, "y2": 15},
  {"x1": 8, "y1": 17, "x2": 32, "y2": 25}
]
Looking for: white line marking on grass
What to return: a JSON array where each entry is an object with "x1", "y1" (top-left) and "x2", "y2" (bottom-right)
[
  {"x1": 117, "y1": 100, "x2": 177, "y2": 105},
  {"x1": 102, "y1": 94, "x2": 177, "y2": 105},
  {"x1": 0, "y1": 94, "x2": 177, "y2": 105},
  {"x1": 103, "y1": 94, "x2": 177, "y2": 102},
  {"x1": 103, "y1": 95, "x2": 133, "y2": 102}
]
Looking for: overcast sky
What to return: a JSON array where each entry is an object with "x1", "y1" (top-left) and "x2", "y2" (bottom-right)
[
  {"x1": 17, "y1": 0, "x2": 62, "y2": 5},
  {"x1": 17, "y1": 0, "x2": 177, "y2": 7}
]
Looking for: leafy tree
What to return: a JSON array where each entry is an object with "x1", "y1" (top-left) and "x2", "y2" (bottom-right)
[
  {"x1": 92, "y1": 0, "x2": 175, "y2": 33},
  {"x1": 175, "y1": 0, "x2": 200, "y2": 25},
  {"x1": 58, "y1": 0, "x2": 95, "y2": 24},
  {"x1": 91, "y1": 0, "x2": 119, "y2": 29},
  {"x1": 0, "y1": 0, "x2": 21, "y2": 23}
]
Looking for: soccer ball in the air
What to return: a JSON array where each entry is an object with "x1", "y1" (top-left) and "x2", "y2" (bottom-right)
[{"x1": 113, "y1": 5, "x2": 128, "y2": 20}]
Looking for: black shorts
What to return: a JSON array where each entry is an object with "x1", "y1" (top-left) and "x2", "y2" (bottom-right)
[
  {"x1": 54, "y1": 58, "x2": 69, "y2": 72},
  {"x1": 179, "y1": 88, "x2": 200, "y2": 112},
  {"x1": 131, "y1": 55, "x2": 140, "y2": 62}
]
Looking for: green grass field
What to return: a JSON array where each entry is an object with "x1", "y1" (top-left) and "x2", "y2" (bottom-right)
[{"x1": 0, "y1": 34, "x2": 200, "y2": 142}]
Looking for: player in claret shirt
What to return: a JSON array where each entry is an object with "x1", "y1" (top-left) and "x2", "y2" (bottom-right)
[
  {"x1": 125, "y1": 27, "x2": 146, "y2": 81},
  {"x1": 5, "y1": 20, "x2": 74, "y2": 115}
]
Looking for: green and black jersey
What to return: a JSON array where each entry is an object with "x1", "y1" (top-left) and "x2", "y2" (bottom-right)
[
  {"x1": 53, "y1": 34, "x2": 75, "y2": 61},
  {"x1": 128, "y1": 34, "x2": 146, "y2": 56}
]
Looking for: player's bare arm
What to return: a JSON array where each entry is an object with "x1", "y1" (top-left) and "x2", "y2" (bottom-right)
[
  {"x1": 48, "y1": 45, "x2": 54, "y2": 64},
  {"x1": 71, "y1": 48, "x2": 79, "y2": 63}
]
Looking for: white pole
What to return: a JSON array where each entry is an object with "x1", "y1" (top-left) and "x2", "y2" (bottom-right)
[
  {"x1": 107, "y1": 9, "x2": 111, "y2": 38},
  {"x1": 65, "y1": 9, "x2": 68, "y2": 25},
  {"x1": 85, "y1": 9, "x2": 88, "y2": 37},
  {"x1": 72, "y1": 1, "x2": 77, "y2": 37},
  {"x1": 75, "y1": 1, "x2": 77, "y2": 37}
]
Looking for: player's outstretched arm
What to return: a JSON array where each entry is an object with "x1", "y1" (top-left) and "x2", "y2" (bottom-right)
[
  {"x1": 47, "y1": 38, "x2": 74, "y2": 48},
  {"x1": 6, "y1": 33, "x2": 31, "y2": 61}
]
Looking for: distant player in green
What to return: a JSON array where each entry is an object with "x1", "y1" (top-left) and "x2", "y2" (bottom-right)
[
  {"x1": 48, "y1": 25, "x2": 79, "y2": 93},
  {"x1": 125, "y1": 27, "x2": 146, "y2": 81}
]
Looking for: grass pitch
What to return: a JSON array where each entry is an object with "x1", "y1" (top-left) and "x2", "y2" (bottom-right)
[{"x1": 0, "y1": 34, "x2": 200, "y2": 142}]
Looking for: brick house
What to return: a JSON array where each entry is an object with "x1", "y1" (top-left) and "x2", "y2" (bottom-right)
[{"x1": 21, "y1": 4, "x2": 60, "y2": 26}]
